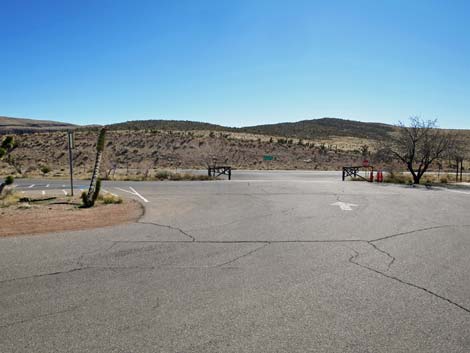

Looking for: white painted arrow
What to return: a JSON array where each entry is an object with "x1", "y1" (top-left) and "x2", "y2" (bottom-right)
[{"x1": 331, "y1": 201, "x2": 358, "y2": 211}]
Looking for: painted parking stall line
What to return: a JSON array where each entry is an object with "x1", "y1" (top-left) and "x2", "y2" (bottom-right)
[
  {"x1": 439, "y1": 188, "x2": 470, "y2": 195},
  {"x1": 102, "y1": 188, "x2": 119, "y2": 197},
  {"x1": 114, "y1": 186, "x2": 149, "y2": 203}
]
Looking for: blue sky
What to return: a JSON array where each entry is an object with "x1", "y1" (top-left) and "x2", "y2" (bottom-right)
[{"x1": 1, "y1": 0, "x2": 469, "y2": 128}]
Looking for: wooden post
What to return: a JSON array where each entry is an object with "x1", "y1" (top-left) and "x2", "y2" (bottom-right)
[
  {"x1": 460, "y1": 159, "x2": 463, "y2": 182},
  {"x1": 67, "y1": 131, "x2": 74, "y2": 196}
]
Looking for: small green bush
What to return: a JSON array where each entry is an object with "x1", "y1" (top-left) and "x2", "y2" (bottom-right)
[
  {"x1": 40, "y1": 165, "x2": 51, "y2": 174},
  {"x1": 155, "y1": 171, "x2": 170, "y2": 180},
  {"x1": 80, "y1": 191, "x2": 88, "y2": 205},
  {"x1": 5, "y1": 175, "x2": 14, "y2": 185},
  {"x1": 1, "y1": 136, "x2": 15, "y2": 149}
]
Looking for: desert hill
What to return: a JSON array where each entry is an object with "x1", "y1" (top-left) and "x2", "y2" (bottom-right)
[
  {"x1": 238, "y1": 118, "x2": 396, "y2": 140},
  {"x1": 1, "y1": 116, "x2": 468, "y2": 178},
  {"x1": 107, "y1": 119, "x2": 231, "y2": 132},
  {"x1": 0, "y1": 116, "x2": 76, "y2": 134},
  {"x1": 106, "y1": 117, "x2": 396, "y2": 141}
]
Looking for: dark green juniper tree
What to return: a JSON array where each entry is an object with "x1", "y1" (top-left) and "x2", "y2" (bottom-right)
[
  {"x1": 0, "y1": 175, "x2": 14, "y2": 195},
  {"x1": 0, "y1": 136, "x2": 17, "y2": 194}
]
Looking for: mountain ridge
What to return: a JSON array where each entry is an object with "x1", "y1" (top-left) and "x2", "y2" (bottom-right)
[
  {"x1": 0, "y1": 116, "x2": 76, "y2": 133},
  {"x1": 2, "y1": 115, "x2": 467, "y2": 142}
]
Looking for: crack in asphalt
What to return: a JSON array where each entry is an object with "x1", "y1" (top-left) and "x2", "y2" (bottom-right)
[
  {"x1": 366, "y1": 242, "x2": 396, "y2": 271},
  {"x1": 348, "y1": 249, "x2": 470, "y2": 314},
  {"x1": 370, "y1": 225, "x2": 453, "y2": 242},
  {"x1": 0, "y1": 305, "x2": 81, "y2": 329},
  {"x1": 0, "y1": 267, "x2": 86, "y2": 284},
  {"x1": 137, "y1": 221, "x2": 196, "y2": 241},
  {"x1": 0, "y1": 244, "x2": 269, "y2": 283},
  {"x1": 3, "y1": 219, "x2": 469, "y2": 317},
  {"x1": 75, "y1": 242, "x2": 118, "y2": 267},
  {"x1": 213, "y1": 243, "x2": 270, "y2": 267},
  {"x1": 112, "y1": 239, "x2": 365, "y2": 244}
]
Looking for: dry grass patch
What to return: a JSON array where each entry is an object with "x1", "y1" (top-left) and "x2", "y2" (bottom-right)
[
  {"x1": 0, "y1": 189, "x2": 20, "y2": 208},
  {"x1": 98, "y1": 192, "x2": 123, "y2": 204}
]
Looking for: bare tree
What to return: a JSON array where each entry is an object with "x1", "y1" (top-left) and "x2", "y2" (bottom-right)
[
  {"x1": 360, "y1": 144, "x2": 369, "y2": 158},
  {"x1": 385, "y1": 117, "x2": 452, "y2": 184},
  {"x1": 447, "y1": 133, "x2": 468, "y2": 182}
]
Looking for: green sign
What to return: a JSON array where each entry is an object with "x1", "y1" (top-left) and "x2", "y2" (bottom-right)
[{"x1": 263, "y1": 155, "x2": 274, "y2": 161}]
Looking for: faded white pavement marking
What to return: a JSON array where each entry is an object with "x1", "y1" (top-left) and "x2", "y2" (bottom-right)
[
  {"x1": 62, "y1": 190, "x2": 67, "y2": 195},
  {"x1": 28, "y1": 184, "x2": 35, "y2": 188},
  {"x1": 114, "y1": 186, "x2": 149, "y2": 203},
  {"x1": 46, "y1": 184, "x2": 50, "y2": 188},
  {"x1": 41, "y1": 190, "x2": 46, "y2": 196},
  {"x1": 331, "y1": 201, "x2": 358, "y2": 211},
  {"x1": 102, "y1": 188, "x2": 118, "y2": 197},
  {"x1": 438, "y1": 187, "x2": 470, "y2": 195}
]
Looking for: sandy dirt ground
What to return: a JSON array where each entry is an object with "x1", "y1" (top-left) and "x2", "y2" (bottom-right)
[{"x1": 0, "y1": 199, "x2": 143, "y2": 237}]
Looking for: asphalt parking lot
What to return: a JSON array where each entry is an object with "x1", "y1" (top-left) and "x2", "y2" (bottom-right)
[{"x1": 1, "y1": 171, "x2": 469, "y2": 352}]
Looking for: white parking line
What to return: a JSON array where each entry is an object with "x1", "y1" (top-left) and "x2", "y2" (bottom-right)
[
  {"x1": 28, "y1": 184, "x2": 35, "y2": 188},
  {"x1": 115, "y1": 187, "x2": 149, "y2": 203},
  {"x1": 129, "y1": 187, "x2": 149, "y2": 203},
  {"x1": 62, "y1": 190, "x2": 67, "y2": 195},
  {"x1": 102, "y1": 188, "x2": 118, "y2": 197},
  {"x1": 441, "y1": 188, "x2": 470, "y2": 195},
  {"x1": 46, "y1": 184, "x2": 50, "y2": 188}
]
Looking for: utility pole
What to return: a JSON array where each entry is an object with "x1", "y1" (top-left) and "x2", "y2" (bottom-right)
[{"x1": 67, "y1": 130, "x2": 75, "y2": 196}]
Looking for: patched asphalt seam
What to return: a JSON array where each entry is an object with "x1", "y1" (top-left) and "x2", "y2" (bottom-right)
[{"x1": 348, "y1": 249, "x2": 470, "y2": 314}]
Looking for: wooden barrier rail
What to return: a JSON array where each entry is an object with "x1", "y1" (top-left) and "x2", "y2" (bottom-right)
[
  {"x1": 342, "y1": 166, "x2": 374, "y2": 182},
  {"x1": 208, "y1": 166, "x2": 232, "y2": 180}
]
